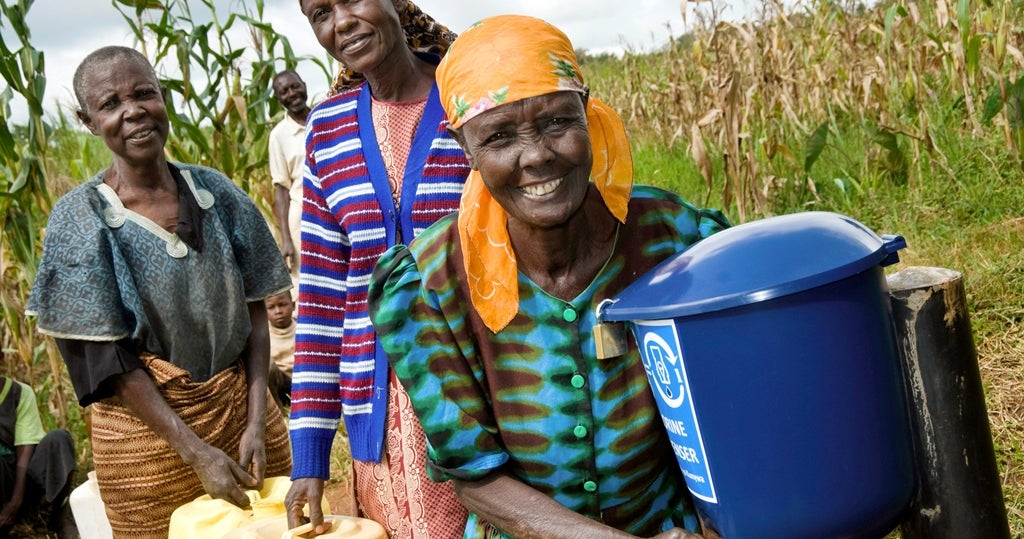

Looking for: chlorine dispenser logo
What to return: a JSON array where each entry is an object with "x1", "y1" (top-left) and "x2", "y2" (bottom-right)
[
  {"x1": 642, "y1": 331, "x2": 687, "y2": 409},
  {"x1": 634, "y1": 320, "x2": 717, "y2": 503}
]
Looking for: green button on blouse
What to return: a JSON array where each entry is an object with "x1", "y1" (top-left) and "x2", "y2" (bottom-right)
[
  {"x1": 562, "y1": 306, "x2": 578, "y2": 322},
  {"x1": 583, "y1": 480, "x2": 597, "y2": 492},
  {"x1": 573, "y1": 425, "x2": 588, "y2": 438},
  {"x1": 570, "y1": 374, "x2": 585, "y2": 389}
]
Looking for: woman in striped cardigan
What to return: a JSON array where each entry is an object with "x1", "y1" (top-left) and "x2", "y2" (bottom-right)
[{"x1": 285, "y1": 0, "x2": 470, "y2": 536}]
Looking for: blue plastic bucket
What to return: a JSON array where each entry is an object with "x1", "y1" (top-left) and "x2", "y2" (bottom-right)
[{"x1": 601, "y1": 212, "x2": 916, "y2": 539}]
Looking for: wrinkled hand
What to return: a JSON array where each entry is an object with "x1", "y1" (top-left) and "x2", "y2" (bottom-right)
[
  {"x1": 238, "y1": 423, "x2": 267, "y2": 490},
  {"x1": 191, "y1": 443, "x2": 257, "y2": 507},
  {"x1": 285, "y1": 477, "x2": 327, "y2": 534},
  {"x1": 697, "y1": 513, "x2": 723, "y2": 539},
  {"x1": 0, "y1": 498, "x2": 21, "y2": 528},
  {"x1": 652, "y1": 529, "x2": 705, "y2": 539}
]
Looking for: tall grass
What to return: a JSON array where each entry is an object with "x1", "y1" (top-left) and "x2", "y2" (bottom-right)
[
  {"x1": 1, "y1": 0, "x2": 1022, "y2": 535},
  {"x1": 586, "y1": 0, "x2": 1024, "y2": 218},
  {"x1": 0, "y1": 0, "x2": 69, "y2": 443}
]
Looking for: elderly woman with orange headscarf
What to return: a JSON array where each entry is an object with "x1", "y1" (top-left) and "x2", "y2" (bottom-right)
[{"x1": 368, "y1": 14, "x2": 730, "y2": 539}]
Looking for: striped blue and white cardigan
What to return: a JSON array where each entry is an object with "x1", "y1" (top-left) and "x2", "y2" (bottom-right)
[{"x1": 289, "y1": 81, "x2": 468, "y2": 477}]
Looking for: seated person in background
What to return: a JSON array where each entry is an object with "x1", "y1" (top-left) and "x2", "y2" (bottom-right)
[
  {"x1": 266, "y1": 291, "x2": 296, "y2": 407},
  {"x1": 0, "y1": 374, "x2": 77, "y2": 538},
  {"x1": 368, "y1": 14, "x2": 730, "y2": 539}
]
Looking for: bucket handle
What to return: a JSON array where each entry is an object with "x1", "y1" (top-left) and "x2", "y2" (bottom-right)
[
  {"x1": 595, "y1": 298, "x2": 616, "y2": 323},
  {"x1": 881, "y1": 234, "x2": 907, "y2": 267}
]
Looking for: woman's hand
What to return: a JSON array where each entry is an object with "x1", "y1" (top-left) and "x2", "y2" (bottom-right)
[
  {"x1": 652, "y1": 530, "x2": 704, "y2": 539},
  {"x1": 285, "y1": 477, "x2": 328, "y2": 533},
  {"x1": 0, "y1": 444, "x2": 34, "y2": 528},
  {"x1": 454, "y1": 472, "x2": 710, "y2": 539},
  {"x1": 240, "y1": 300, "x2": 271, "y2": 489},
  {"x1": 238, "y1": 422, "x2": 267, "y2": 490},
  {"x1": 650, "y1": 519, "x2": 723, "y2": 538},
  {"x1": 0, "y1": 496, "x2": 22, "y2": 528},
  {"x1": 238, "y1": 299, "x2": 271, "y2": 491},
  {"x1": 190, "y1": 443, "x2": 257, "y2": 507},
  {"x1": 696, "y1": 512, "x2": 723, "y2": 539},
  {"x1": 108, "y1": 369, "x2": 257, "y2": 507}
]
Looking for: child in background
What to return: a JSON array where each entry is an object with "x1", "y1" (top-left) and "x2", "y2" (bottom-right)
[{"x1": 266, "y1": 291, "x2": 296, "y2": 407}]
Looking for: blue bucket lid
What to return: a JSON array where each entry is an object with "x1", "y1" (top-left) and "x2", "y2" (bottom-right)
[{"x1": 601, "y1": 211, "x2": 905, "y2": 321}]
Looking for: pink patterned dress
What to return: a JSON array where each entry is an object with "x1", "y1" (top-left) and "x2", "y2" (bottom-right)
[{"x1": 350, "y1": 96, "x2": 468, "y2": 538}]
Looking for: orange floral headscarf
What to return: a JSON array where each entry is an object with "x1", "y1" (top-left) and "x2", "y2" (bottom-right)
[{"x1": 436, "y1": 14, "x2": 634, "y2": 333}]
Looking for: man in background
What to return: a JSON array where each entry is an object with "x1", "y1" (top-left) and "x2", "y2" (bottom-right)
[{"x1": 269, "y1": 69, "x2": 311, "y2": 293}]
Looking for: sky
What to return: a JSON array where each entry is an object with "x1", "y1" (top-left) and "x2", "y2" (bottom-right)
[{"x1": 4, "y1": 0, "x2": 778, "y2": 124}]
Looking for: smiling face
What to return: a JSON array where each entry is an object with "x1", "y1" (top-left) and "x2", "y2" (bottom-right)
[
  {"x1": 300, "y1": 0, "x2": 405, "y2": 75},
  {"x1": 272, "y1": 71, "x2": 308, "y2": 116},
  {"x1": 75, "y1": 55, "x2": 169, "y2": 167},
  {"x1": 452, "y1": 91, "x2": 593, "y2": 231}
]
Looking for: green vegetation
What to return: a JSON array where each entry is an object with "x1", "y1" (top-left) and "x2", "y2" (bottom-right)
[
  {"x1": 2, "y1": 0, "x2": 1022, "y2": 536},
  {"x1": 586, "y1": 1, "x2": 1024, "y2": 533}
]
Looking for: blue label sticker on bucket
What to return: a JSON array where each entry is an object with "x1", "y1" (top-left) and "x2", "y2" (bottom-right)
[{"x1": 633, "y1": 320, "x2": 717, "y2": 503}]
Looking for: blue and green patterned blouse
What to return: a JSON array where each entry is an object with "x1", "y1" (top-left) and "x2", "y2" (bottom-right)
[
  {"x1": 27, "y1": 164, "x2": 291, "y2": 388},
  {"x1": 370, "y1": 185, "x2": 729, "y2": 538}
]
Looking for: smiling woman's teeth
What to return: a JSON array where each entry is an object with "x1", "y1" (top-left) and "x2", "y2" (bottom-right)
[
  {"x1": 342, "y1": 36, "x2": 367, "y2": 52},
  {"x1": 521, "y1": 178, "x2": 562, "y2": 196}
]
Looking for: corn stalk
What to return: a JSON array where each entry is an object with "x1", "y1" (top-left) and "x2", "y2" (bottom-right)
[
  {"x1": 110, "y1": 0, "x2": 324, "y2": 211},
  {"x1": 0, "y1": 0, "x2": 69, "y2": 425},
  {"x1": 585, "y1": 0, "x2": 1024, "y2": 219}
]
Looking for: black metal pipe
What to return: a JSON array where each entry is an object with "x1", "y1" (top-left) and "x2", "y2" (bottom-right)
[{"x1": 887, "y1": 267, "x2": 1010, "y2": 539}]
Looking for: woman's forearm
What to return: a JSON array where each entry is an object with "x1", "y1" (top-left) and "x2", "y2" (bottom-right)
[
  {"x1": 243, "y1": 300, "x2": 271, "y2": 428},
  {"x1": 3, "y1": 444, "x2": 35, "y2": 514},
  {"x1": 110, "y1": 365, "x2": 257, "y2": 505},
  {"x1": 453, "y1": 472, "x2": 636, "y2": 539},
  {"x1": 109, "y1": 369, "x2": 206, "y2": 464}
]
